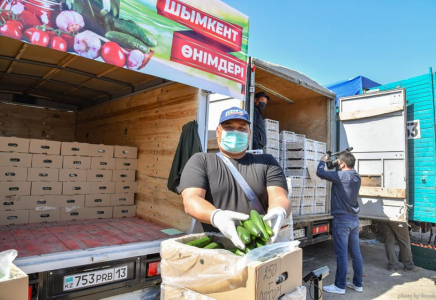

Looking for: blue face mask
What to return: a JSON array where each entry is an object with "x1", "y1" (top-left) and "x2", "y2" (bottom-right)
[{"x1": 219, "y1": 129, "x2": 249, "y2": 153}]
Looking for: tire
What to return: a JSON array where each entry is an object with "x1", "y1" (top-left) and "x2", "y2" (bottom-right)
[{"x1": 360, "y1": 221, "x2": 385, "y2": 242}]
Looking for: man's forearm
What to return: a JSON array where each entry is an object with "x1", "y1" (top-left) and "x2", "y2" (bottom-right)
[
  {"x1": 183, "y1": 195, "x2": 217, "y2": 224},
  {"x1": 268, "y1": 196, "x2": 291, "y2": 217}
]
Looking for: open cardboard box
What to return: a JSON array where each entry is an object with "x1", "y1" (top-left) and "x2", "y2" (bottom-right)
[
  {"x1": 161, "y1": 233, "x2": 302, "y2": 300},
  {"x1": 0, "y1": 263, "x2": 28, "y2": 300}
]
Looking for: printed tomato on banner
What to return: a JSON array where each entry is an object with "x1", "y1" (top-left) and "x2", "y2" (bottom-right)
[{"x1": 0, "y1": 0, "x2": 249, "y2": 100}]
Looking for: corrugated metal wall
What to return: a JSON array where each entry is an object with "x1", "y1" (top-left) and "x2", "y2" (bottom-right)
[{"x1": 373, "y1": 71, "x2": 436, "y2": 223}]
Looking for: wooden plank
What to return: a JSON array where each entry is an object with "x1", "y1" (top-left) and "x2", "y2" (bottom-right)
[
  {"x1": 340, "y1": 104, "x2": 404, "y2": 121},
  {"x1": 359, "y1": 187, "x2": 406, "y2": 199},
  {"x1": 208, "y1": 139, "x2": 219, "y2": 151},
  {"x1": 0, "y1": 103, "x2": 76, "y2": 141},
  {"x1": 361, "y1": 175, "x2": 382, "y2": 187}
]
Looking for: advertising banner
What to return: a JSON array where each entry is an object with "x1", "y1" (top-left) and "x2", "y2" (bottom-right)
[{"x1": 0, "y1": 0, "x2": 249, "y2": 99}]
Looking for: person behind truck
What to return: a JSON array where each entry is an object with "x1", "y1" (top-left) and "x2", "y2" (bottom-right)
[
  {"x1": 381, "y1": 221, "x2": 422, "y2": 272},
  {"x1": 316, "y1": 152, "x2": 363, "y2": 295},
  {"x1": 252, "y1": 91, "x2": 270, "y2": 150},
  {"x1": 179, "y1": 107, "x2": 290, "y2": 250}
]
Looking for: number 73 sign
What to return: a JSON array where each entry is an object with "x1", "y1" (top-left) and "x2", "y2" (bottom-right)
[{"x1": 407, "y1": 120, "x2": 421, "y2": 139}]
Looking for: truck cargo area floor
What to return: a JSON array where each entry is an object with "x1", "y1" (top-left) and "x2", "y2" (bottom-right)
[{"x1": 0, "y1": 217, "x2": 174, "y2": 257}]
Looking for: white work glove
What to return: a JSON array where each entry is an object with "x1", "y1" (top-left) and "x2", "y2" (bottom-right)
[
  {"x1": 263, "y1": 207, "x2": 287, "y2": 243},
  {"x1": 210, "y1": 209, "x2": 249, "y2": 250}
]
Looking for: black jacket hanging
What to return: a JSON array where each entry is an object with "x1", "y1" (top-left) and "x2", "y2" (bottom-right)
[{"x1": 167, "y1": 120, "x2": 203, "y2": 194}]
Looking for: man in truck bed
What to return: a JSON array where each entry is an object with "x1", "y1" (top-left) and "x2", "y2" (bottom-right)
[{"x1": 179, "y1": 107, "x2": 290, "y2": 250}]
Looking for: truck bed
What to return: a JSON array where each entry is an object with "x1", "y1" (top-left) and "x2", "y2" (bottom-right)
[{"x1": 0, "y1": 217, "x2": 179, "y2": 274}]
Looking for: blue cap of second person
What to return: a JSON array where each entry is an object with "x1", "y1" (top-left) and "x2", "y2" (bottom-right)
[{"x1": 219, "y1": 107, "x2": 251, "y2": 125}]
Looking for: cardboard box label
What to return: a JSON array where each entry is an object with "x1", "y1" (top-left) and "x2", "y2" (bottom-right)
[
  {"x1": 0, "y1": 167, "x2": 28, "y2": 182},
  {"x1": 89, "y1": 182, "x2": 115, "y2": 194},
  {"x1": 0, "y1": 195, "x2": 27, "y2": 211},
  {"x1": 88, "y1": 144, "x2": 114, "y2": 158},
  {"x1": 0, "y1": 137, "x2": 30, "y2": 153},
  {"x1": 28, "y1": 168, "x2": 59, "y2": 182},
  {"x1": 115, "y1": 158, "x2": 138, "y2": 170},
  {"x1": 87, "y1": 170, "x2": 112, "y2": 182},
  {"x1": 114, "y1": 146, "x2": 138, "y2": 159},
  {"x1": 112, "y1": 170, "x2": 136, "y2": 182},
  {"x1": 0, "y1": 153, "x2": 32, "y2": 167},
  {"x1": 29, "y1": 208, "x2": 60, "y2": 223},
  {"x1": 32, "y1": 154, "x2": 63, "y2": 169},
  {"x1": 31, "y1": 182, "x2": 63, "y2": 195},
  {"x1": 61, "y1": 142, "x2": 89, "y2": 156},
  {"x1": 62, "y1": 182, "x2": 90, "y2": 195},
  {"x1": 59, "y1": 169, "x2": 87, "y2": 182},
  {"x1": 110, "y1": 193, "x2": 135, "y2": 206},
  {"x1": 91, "y1": 157, "x2": 116, "y2": 170},
  {"x1": 29, "y1": 139, "x2": 61, "y2": 155},
  {"x1": 115, "y1": 181, "x2": 138, "y2": 194},
  {"x1": 0, "y1": 182, "x2": 31, "y2": 196},
  {"x1": 63, "y1": 156, "x2": 91, "y2": 170}
]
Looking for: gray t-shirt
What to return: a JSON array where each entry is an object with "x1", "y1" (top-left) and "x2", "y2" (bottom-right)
[{"x1": 179, "y1": 152, "x2": 288, "y2": 232}]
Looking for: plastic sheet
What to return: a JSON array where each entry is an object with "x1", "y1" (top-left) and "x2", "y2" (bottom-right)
[
  {"x1": 0, "y1": 249, "x2": 18, "y2": 281},
  {"x1": 280, "y1": 286, "x2": 306, "y2": 300},
  {"x1": 161, "y1": 232, "x2": 300, "y2": 288}
]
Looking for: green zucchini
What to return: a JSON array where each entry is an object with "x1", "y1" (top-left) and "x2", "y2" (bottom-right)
[
  {"x1": 241, "y1": 219, "x2": 261, "y2": 238},
  {"x1": 186, "y1": 236, "x2": 213, "y2": 248},
  {"x1": 228, "y1": 247, "x2": 245, "y2": 256},
  {"x1": 245, "y1": 239, "x2": 256, "y2": 253},
  {"x1": 113, "y1": 19, "x2": 158, "y2": 47},
  {"x1": 250, "y1": 210, "x2": 270, "y2": 243},
  {"x1": 261, "y1": 214, "x2": 274, "y2": 237},
  {"x1": 255, "y1": 238, "x2": 266, "y2": 248},
  {"x1": 237, "y1": 225, "x2": 251, "y2": 245},
  {"x1": 105, "y1": 31, "x2": 149, "y2": 53},
  {"x1": 204, "y1": 242, "x2": 223, "y2": 249}
]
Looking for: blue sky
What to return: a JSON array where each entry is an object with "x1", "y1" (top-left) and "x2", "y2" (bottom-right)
[{"x1": 223, "y1": 0, "x2": 436, "y2": 86}]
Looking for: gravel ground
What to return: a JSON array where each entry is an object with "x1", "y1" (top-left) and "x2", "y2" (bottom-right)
[{"x1": 301, "y1": 231, "x2": 436, "y2": 300}]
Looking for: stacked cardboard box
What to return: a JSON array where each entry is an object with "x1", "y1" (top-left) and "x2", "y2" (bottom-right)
[{"x1": 0, "y1": 137, "x2": 138, "y2": 225}]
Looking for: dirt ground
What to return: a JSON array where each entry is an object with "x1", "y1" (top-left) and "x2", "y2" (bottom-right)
[{"x1": 301, "y1": 232, "x2": 436, "y2": 300}]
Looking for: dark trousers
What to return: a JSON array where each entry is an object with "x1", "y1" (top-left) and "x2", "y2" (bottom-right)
[
  {"x1": 381, "y1": 222, "x2": 414, "y2": 270},
  {"x1": 332, "y1": 215, "x2": 363, "y2": 289}
]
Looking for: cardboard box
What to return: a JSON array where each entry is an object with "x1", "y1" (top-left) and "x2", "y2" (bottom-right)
[
  {"x1": 0, "y1": 167, "x2": 27, "y2": 182},
  {"x1": 32, "y1": 154, "x2": 63, "y2": 169},
  {"x1": 63, "y1": 156, "x2": 91, "y2": 170},
  {"x1": 87, "y1": 170, "x2": 112, "y2": 182},
  {"x1": 115, "y1": 158, "x2": 138, "y2": 170},
  {"x1": 0, "y1": 182, "x2": 31, "y2": 196},
  {"x1": 112, "y1": 170, "x2": 136, "y2": 182},
  {"x1": 85, "y1": 194, "x2": 112, "y2": 207},
  {"x1": 0, "y1": 263, "x2": 29, "y2": 300},
  {"x1": 83, "y1": 206, "x2": 113, "y2": 220},
  {"x1": 0, "y1": 153, "x2": 32, "y2": 167},
  {"x1": 62, "y1": 182, "x2": 90, "y2": 195},
  {"x1": 29, "y1": 208, "x2": 60, "y2": 223},
  {"x1": 60, "y1": 207, "x2": 85, "y2": 221},
  {"x1": 114, "y1": 146, "x2": 138, "y2": 159},
  {"x1": 161, "y1": 284, "x2": 216, "y2": 300},
  {"x1": 160, "y1": 234, "x2": 303, "y2": 300},
  {"x1": 89, "y1": 182, "x2": 115, "y2": 194},
  {"x1": 91, "y1": 157, "x2": 116, "y2": 170},
  {"x1": 115, "y1": 181, "x2": 138, "y2": 194},
  {"x1": 31, "y1": 182, "x2": 62, "y2": 196},
  {"x1": 88, "y1": 144, "x2": 114, "y2": 158},
  {"x1": 0, "y1": 137, "x2": 30, "y2": 153},
  {"x1": 58, "y1": 195, "x2": 85, "y2": 207},
  {"x1": 59, "y1": 169, "x2": 87, "y2": 182},
  {"x1": 29, "y1": 139, "x2": 61, "y2": 155},
  {"x1": 113, "y1": 205, "x2": 136, "y2": 218},
  {"x1": 110, "y1": 193, "x2": 135, "y2": 206},
  {"x1": 0, "y1": 210, "x2": 29, "y2": 225},
  {"x1": 61, "y1": 142, "x2": 89, "y2": 156},
  {"x1": 0, "y1": 195, "x2": 27, "y2": 211},
  {"x1": 28, "y1": 168, "x2": 59, "y2": 182}
]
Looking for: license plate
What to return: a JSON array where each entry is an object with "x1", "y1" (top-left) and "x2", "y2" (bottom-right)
[
  {"x1": 63, "y1": 266, "x2": 128, "y2": 291},
  {"x1": 293, "y1": 228, "x2": 305, "y2": 239}
]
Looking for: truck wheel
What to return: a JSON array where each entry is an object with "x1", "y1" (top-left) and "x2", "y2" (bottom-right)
[{"x1": 360, "y1": 221, "x2": 384, "y2": 242}]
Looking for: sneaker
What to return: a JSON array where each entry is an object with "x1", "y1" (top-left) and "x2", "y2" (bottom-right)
[
  {"x1": 323, "y1": 284, "x2": 345, "y2": 294},
  {"x1": 346, "y1": 282, "x2": 363, "y2": 292},
  {"x1": 404, "y1": 266, "x2": 422, "y2": 272},
  {"x1": 388, "y1": 267, "x2": 397, "y2": 272}
]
